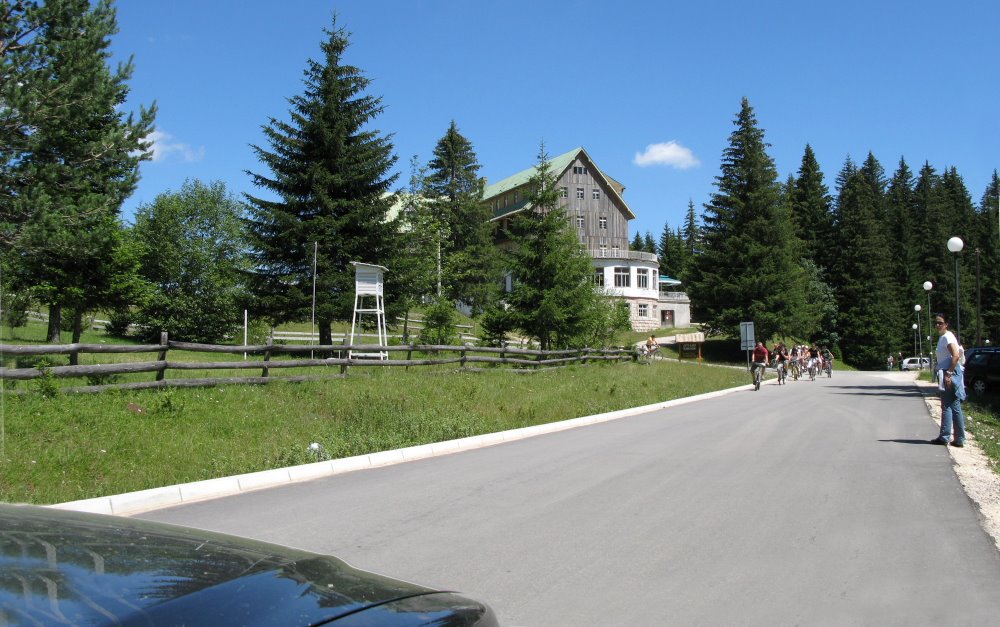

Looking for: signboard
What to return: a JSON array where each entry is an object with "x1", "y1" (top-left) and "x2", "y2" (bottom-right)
[
  {"x1": 740, "y1": 321, "x2": 756, "y2": 351},
  {"x1": 680, "y1": 343, "x2": 700, "y2": 358}
]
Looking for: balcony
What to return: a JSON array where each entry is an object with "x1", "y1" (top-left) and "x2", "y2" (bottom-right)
[{"x1": 587, "y1": 249, "x2": 657, "y2": 263}]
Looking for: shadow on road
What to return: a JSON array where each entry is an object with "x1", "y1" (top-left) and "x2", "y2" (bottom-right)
[
  {"x1": 826, "y1": 384, "x2": 926, "y2": 398},
  {"x1": 877, "y1": 438, "x2": 942, "y2": 445}
]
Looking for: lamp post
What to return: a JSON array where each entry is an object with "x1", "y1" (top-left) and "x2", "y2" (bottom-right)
[
  {"x1": 923, "y1": 281, "x2": 934, "y2": 371},
  {"x1": 912, "y1": 323, "x2": 918, "y2": 362},
  {"x1": 947, "y1": 236, "x2": 964, "y2": 342},
  {"x1": 914, "y1": 304, "x2": 922, "y2": 368},
  {"x1": 975, "y1": 247, "x2": 981, "y2": 346}
]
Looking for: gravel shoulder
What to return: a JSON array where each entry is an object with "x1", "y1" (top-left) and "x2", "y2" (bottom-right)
[{"x1": 915, "y1": 377, "x2": 1000, "y2": 551}]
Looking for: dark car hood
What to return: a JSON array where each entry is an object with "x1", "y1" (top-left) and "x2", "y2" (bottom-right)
[{"x1": 0, "y1": 504, "x2": 493, "y2": 626}]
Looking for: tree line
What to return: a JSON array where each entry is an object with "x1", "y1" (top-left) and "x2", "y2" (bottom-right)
[
  {"x1": 653, "y1": 99, "x2": 998, "y2": 369},
  {"x1": 3, "y1": 4, "x2": 996, "y2": 368},
  {"x1": 1, "y1": 4, "x2": 627, "y2": 352}
]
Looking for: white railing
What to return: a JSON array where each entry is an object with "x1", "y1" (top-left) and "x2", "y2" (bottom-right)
[{"x1": 587, "y1": 249, "x2": 657, "y2": 262}]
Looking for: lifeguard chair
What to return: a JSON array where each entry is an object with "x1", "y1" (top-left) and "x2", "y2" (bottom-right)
[{"x1": 349, "y1": 262, "x2": 388, "y2": 359}]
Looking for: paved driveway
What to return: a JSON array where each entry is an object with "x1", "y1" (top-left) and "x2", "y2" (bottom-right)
[{"x1": 141, "y1": 370, "x2": 1000, "y2": 626}]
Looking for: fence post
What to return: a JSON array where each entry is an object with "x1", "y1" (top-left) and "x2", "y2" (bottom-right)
[
  {"x1": 156, "y1": 331, "x2": 168, "y2": 382},
  {"x1": 460, "y1": 345, "x2": 467, "y2": 369},
  {"x1": 262, "y1": 344, "x2": 271, "y2": 379}
]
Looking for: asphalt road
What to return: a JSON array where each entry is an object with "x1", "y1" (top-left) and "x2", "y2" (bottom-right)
[{"x1": 140, "y1": 370, "x2": 1000, "y2": 626}]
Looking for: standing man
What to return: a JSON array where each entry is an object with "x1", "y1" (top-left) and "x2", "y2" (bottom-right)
[{"x1": 930, "y1": 313, "x2": 966, "y2": 447}]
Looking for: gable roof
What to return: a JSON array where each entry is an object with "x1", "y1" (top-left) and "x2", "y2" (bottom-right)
[{"x1": 483, "y1": 147, "x2": 636, "y2": 221}]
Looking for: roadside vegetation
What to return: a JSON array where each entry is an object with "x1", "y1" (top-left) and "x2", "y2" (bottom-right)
[{"x1": 0, "y1": 358, "x2": 748, "y2": 505}]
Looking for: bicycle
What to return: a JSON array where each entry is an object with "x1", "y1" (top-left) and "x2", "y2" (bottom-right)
[
  {"x1": 774, "y1": 360, "x2": 786, "y2": 385},
  {"x1": 808, "y1": 359, "x2": 817, "y2": 381},
  {"x1": 823, "y1": 359, "x2": 833, "y2": 378},
  {"x1": 789, "y1": 359, "x2": 800, "y2": 381},
  {"x1": 752, "y1": 362, "x2": 764, "y2": 391}
]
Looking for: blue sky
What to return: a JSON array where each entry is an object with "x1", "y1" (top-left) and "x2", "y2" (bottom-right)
[{"x1": 110, "y1": 0, "x2": 999, "y2": 241}]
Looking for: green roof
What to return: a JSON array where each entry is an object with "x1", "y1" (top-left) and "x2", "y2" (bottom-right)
[{"x1": 482, "y1": 147, "x2": 635, "y2": 221}]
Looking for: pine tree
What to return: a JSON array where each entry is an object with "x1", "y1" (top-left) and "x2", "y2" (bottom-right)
[
  {"x1": 424, "y1": 121, "x2": 499, "y2": 314},
  {"x1": 657, "y1": 219, "x2": 681, "y2": 279},
  {"x1": 504, "y1": 145, "x2": 606, "y2": 350},
  {"x1": 244, "y1": 17, "x2": 398, "y2": 346},
  {"x1": 885, "y1": 158, "x2": 919, "y2": 316},
  {"x1": 630, "y1": 231, "x2": 644, "y2": 252},
  {"x1": 5, "y1": 0, "x2": 155, "y2": 343},
  {"x1": 687, "y1": 98, "x2": 814, "y2": 342},
  {"x1": 789, "y1": 144, "x2": 833, "y2": 271},
  {"x1": 643, "y1": 231, "x2": 656, "y2": 255},
  {"x1": 828, "y1": 157, "x2": 898, "y2": 368},
  {"x1": 975, "y1": 172, "x2": 1000, "y2": 343}
]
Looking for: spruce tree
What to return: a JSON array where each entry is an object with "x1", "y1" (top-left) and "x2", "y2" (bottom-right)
[
  {"x1": 504, "y1": 145, "x2": 604, "y2": 350},
  {"x1": 789, "y1": 144, "x2": 833, "y2": 272},
  {"x1": 687, "y1": 98, "x2": 813, "y2": 342},
  {"x1": 631, "y1": 231, "x2": 644, "y2": 252},
  {"x1": 975, "y1": 172, "x2": 1000, "y2": 343},
  {"x1": 657, "y1": 220, "x2": 681, "y2": 279},
  {"x1": 5, "y1": 0, "x2": 155, "y2": 342},
  {"x1": 424, "y1": 121, "x2": 499, "y2": 314},
  {"x1": 885, "y1": 158, "x2": 919, "y2": 315},
  {"x1": 643, "y1": 231, "x2": 657, "y2": 254},
  {"x1": 244, "y1": 17, "x2": 398, "y2": 346},
  {"x1": 828, "y1": 158, "x2": 898, "y2": 368}
]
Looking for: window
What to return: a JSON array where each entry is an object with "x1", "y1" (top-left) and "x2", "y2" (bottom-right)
[
  {"x1": 576, "y1": 187, "x2": 585, "y2": 199},
  {"x1": 593, "y1": 268, "x2": 604, "y2": 286},
  {"x1": 637, "y1": 268, "x2": 649, "y2": 289},
  {"x1": 573, "y1": 165, "x2": 588, "y2": 175},
  {"x1": 514, "y1": 190, "x2": 519, "y2": 202},
  {"x1": 576, "y1": 215, "x2": 585, "y2": 228},
  {"x1": 611, "y1": 245, "x2": 619, "y2": 257},
  {"x1": 560, "y1": 187, "x2": 568, "y2": 198},
  {"x1": 599, "y1": 244, "x2": 608, "y2": 257},
  {"x1": 614, "y1": 267, "x2": 630, "y2": 288},
  {"x1": 638, "y1": 303, "x2": 649, "y2": 317},
  {"x1": 599, "y1": 216, "x2": 608, "y2": 229},
  {"x1": 592, "y1": 188, "x2": 600, "y2": 200}
]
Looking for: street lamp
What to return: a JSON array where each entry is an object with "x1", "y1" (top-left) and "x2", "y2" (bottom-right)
[
  {"x1": 923, "y1": 281, "x2": 934, "y2": 371},
  {"x1": 912, "y1": 323, "x2": 918, "y2": 362},
  {"x1": 947, "y1": 236, "x2": 964, "y2": 342},
  {"x1": 914, "y1": 304, "x2": 922, "y2": 367}
]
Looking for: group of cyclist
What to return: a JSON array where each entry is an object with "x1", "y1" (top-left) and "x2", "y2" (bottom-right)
[{"x1": 751, "y1": 341, "x2": 834, "y2": 388}]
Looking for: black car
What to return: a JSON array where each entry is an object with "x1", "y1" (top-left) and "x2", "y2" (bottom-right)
[
  {"x1": 963, "y1": 346, "x2": 1000, "y2": 396},
  {"x1": 0, "y1": 504, "x2": 498, "y2": 626}
]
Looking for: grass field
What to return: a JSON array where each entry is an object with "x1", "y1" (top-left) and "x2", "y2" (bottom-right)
[{"x1": 0, "y1": 358, "x2": 750, "y2": 504}]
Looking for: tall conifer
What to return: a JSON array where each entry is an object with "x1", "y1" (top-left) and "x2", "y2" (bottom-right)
[
  {"x1": 687, "y1": 98, "x2": 813, "y2": 341},
  {"x1": 244, "y1": 17, "x2": 398, "y2": 345}
]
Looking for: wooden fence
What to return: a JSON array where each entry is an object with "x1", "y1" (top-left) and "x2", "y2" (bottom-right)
[{"x1": 0, "y1": 333, "x2": 635, "y2": 394}]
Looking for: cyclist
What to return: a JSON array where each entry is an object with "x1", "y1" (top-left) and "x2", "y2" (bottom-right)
[
  {"x1": 772, "y1": 342, "x2": 788, "y2": 385},
  {"x1": 751, "y1": 341, "x2": 769, "y2": 389},
  {"x1": 807, "y1": 344, "x2": 820, "y2": 380},
  {"x1": 789, "y1": 344, "x2": 801, "y2": 380},
  {"x1": 821, "y1": 346, "x2": 834, "y2": 377}
]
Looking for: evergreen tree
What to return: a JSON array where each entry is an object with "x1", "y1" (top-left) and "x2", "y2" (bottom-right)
[
  {"x1": 504, "y1": 145, "x2": 608, "y2": 350},
  {"x1": 828, "y1": 157, "x2": 898, "y2": 368},
  {"x1": 395, "y1": 155, "x2": 441, "y2": 340},
  {"x1": 129, "y1": 180, "x2": 248, "y2": 343},
  {"x1": 630, "y1": 231, "x2": 644, "y2": 252},
  {"x1": 244, "y1": 17, "x2": 398, "y2": 346},
  {"x1": 643, "y1": 231, "x2": 656, "y2": 254},
  {"x1": 687, "y1": 98, "x2": 814, "y2": 342},
  {"x1": 682, "y1": 199, "x2": 700, "y2": 254},
  {"x1": 658, "y1": 219, "x2": 681, "y2": 279},
  {"x1": 788, "y1": 144, "x2": 833, "y2": 271},
  {"x1": 5, "y1": 0, "x2": 155, "y2": 342},
  {"x1": 424, "y1": 121, "x2": 499, "y2": 314},
  {"x1": 975, "y1": 172, "x2": 1000, "y2": 344},
  {"x1": 885, "y1": 157, "x2": 920, "y2": 321},
  {"x1": 940, "y1": 166, "x2": 978, "y2": 342}
]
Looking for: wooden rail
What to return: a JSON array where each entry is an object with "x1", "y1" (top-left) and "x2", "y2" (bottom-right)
[{"x1": 0, "y1": 333, "x2": 634, "y2": 394}]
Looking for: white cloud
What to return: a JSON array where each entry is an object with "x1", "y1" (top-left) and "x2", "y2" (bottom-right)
[
  {"x1": 633, "y1": 141, "x2": 700, "y2": 169},
  {"x1": 146, "y1": 130, "x2": 205, "y2": 163}
]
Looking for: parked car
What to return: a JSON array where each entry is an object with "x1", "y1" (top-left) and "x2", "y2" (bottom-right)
[
  {"x1": 0, "y1": 504, "x2": 498, "y2": 626},
  {"x1": 963, "y1": 346, "x2": 1000, "y2": 396},
  {"x1": 901, "y1": 357, "x2": 930, "y2": 371}
]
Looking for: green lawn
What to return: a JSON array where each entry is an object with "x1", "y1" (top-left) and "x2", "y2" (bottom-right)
[{"x1": 0, "y1": 358, "x2": 749, "y2": 504}]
